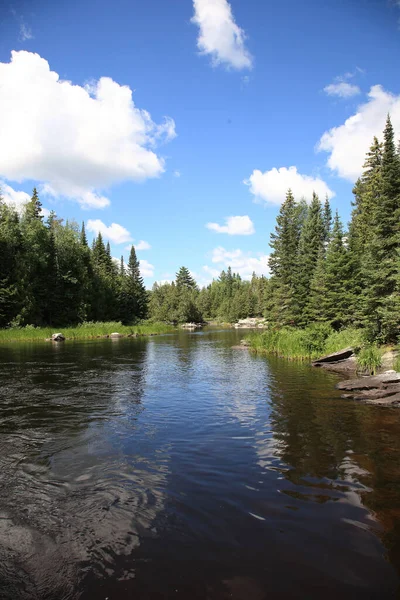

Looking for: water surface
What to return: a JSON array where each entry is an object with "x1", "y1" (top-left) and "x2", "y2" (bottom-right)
[{"x1": 0, "y1": 328, "x2": 400, "y2": 599}]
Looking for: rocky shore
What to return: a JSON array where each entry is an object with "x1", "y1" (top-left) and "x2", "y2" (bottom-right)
[{"x1": 313, "y1": 347, "x2": 400, "y2": 407}]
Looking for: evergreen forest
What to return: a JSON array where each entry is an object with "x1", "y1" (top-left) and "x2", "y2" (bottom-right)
[{"x1": 1, "y1": 117, "x2": 399, "y2": 344}]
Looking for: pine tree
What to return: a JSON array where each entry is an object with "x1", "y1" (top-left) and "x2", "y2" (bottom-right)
[
  {"x1": 25, "y1": 187, "x2": 43, "y2": 221},
  {"x1": 362, "y1": 116, "x2": 400, "y2": 341},
  {"x1": 323, "y1": 195, "x2": 332, "y2": 246},
  {"x1": 176, "y1": 266, "x2": 197, "y2": 290},
  {"x1": 323, "y1": 212, "x2": 352, "y2": 329},
  {"x1": 294, "y1": 192, "x2": 325, "y2": 324},
  {"x1": 80, "y1": 222, "x2": 88, "y2": 246},
  {"x1": 119, "y1": 246, "x2": 148, "y2": 323}
]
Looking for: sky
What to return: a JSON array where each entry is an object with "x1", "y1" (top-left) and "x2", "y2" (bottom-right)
[{"x1": 0, "y1": 0, "x2": 399, "y2": 286}]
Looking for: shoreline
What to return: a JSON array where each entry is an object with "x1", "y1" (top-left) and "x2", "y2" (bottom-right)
[{"x1": 0, "y1": 322, "x2": 176, "y2": 343}]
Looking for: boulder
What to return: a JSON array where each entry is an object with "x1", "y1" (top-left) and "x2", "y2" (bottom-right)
[
  {"x1": 110, "y1": 332, "x2": 123, "y2": 338},
  {"x1": 51, "y1": 333, "x2": 65, "y2": 342},
  {"x1": 315, "y1": 356, "x2": 357, "y2": 374},
  {"x1": 181, "y1": 323, "x2": 203, "y2": 329},
  {"x1": 234, "y1": 318, "x2": 267, "y2": 329},
  {"x1": 312, "y1": 347, "x2": 354, "y2": 366}
]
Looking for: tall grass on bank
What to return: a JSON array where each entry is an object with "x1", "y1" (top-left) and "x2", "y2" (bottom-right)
[
  {"x1": 249, "y1": 325, "x2": 365, "y2": 361},
  {"x1": 356, "y1": 344, "x2": 383, "y2": 375},
  {"x1": 0, "y1": 321, "x2": 175, "y2": 343}
]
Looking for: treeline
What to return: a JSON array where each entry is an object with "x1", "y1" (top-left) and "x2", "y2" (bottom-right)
[
  {"x1": 0, "y1": 190, "x2": 147, "y2": 327},
  {"x1": 150, "y1": 267, "x2": 268, "y2": 323},
  {"x1": 1, "y1": 117, "x2": 399, "y2": 340},
  {"x1": 265, "y1": 115, "x2": 400, "y2": 343}
]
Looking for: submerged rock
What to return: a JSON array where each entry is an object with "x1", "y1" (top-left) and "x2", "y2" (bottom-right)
[{"x1": 51, "y1": 333, "x2": 65, "y2": 342}]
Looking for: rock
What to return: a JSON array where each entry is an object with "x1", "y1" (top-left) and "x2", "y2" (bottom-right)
[
  {"x1": 316, "y1": 356, "x2": 357, "y2": 373},
  {"x1": 51, "y1": 333, "x2": 65, "y2": 342},
  {"x1": 110, "y1": 332, "x2": 123, "y2": 338},
  {"x1": 240, "y1": 339, "x2": 251, "y2": 347},
  {"x1": 336, "y1": 372, "x2": 400, "y2": 391},
  {"x1": 381, "y1": 351, "x2": 399, "y2": 371},
  {"x1": 234, "y1": 318, "x2": 267, "y2": 329},
  {"x1": 312, "y1": 347, "x2": 354, "y2": 366},
  {"x1": 181, "y1": 323, "x2": 203, "y2": 329}
]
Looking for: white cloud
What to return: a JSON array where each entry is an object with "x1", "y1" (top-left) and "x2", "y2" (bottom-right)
[
  {"x1": 87, "y1": 219, "x2": 133, "y2": 244},
  {"x1": 209, "y1": 246, "x2": 269, "y2": 279},
  {"x1": 206, "y1": 215, "x2": 255, "y2": 235},
  {"x1": 139, "y1": 259, "x2": 154, "y2": 278},
  {"x1": 0, "y1": 51, "x2": 176, "y2": 209},
  {"x1": 324, "y1": 82, "x2": 361, "y2": 98},
  {"x1": 191, "y1": 0, "x2": 253, "y2": 70},
  {"x1": 318, "y1": 84, "x2": 400, "y2": 181},
  {"x1": 136, "y1": 240, "x2": 151, "y2": 251},
  {"x1": 1, "y1": 181, "x2": 31, "y2": 207},
  {"x1": 245, "y1": 166, "x2": 334, "y2": 205},
  {"x1": 19, "y1": 23, "x2": 33, "y2": 42},
  {"x1": 125, "y1": 240, "x2": 151, "y2": 251},
  {"x1": 1, "y1": 180, "x2": 51, "y2": 217}
]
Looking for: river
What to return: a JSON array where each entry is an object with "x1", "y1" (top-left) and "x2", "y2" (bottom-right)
[{"x1": 0, "y1": 328, "x2": 399, "y2": 599}]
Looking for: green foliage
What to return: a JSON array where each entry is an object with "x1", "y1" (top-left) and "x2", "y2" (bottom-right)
[
  {"x1": 0, "y1": 189, "x2": 149, "y2": 328},
  {"x1": 0, "y1": 321, "x2": 174, "y2": 343},
  {"x1": 356, "y1": 344, "x2": 383, "y2": 375},
  {"x1": 394, "y1": 354, "x2": 400, "y2": 373},
  {"x1": 249, "y1": 324, "x2": 332, "y2": 361}
]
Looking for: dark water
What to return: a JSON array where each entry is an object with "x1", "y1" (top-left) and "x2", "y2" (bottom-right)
[{"x1": 1, "y1": 329, "x2": 400, "y2": 600}]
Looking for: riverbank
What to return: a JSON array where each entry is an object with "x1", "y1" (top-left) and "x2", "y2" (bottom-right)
[
  {"x1": 247, "y1": 325, "x2": 400, "y2": 374},
  {"x1": 0, "y1": 321, "x2": 176, "y2": 343}
]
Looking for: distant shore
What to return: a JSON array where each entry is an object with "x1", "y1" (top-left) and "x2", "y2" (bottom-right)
[{"x1": 0, "y1": 321, "x2": 175, "y2": 343}]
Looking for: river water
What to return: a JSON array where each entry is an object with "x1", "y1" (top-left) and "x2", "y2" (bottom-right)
[{"x1": 0, "y1": 328, "x2": 400, "y2": 599}]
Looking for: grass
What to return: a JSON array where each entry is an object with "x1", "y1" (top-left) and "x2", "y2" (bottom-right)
[
  {"x1": 356, "y1": 344, "x2": 383, "y2": 375},
  {"x1": 393, "y1": 353, "x2": 400, "y2": 373},
  {"x1": 0, "y1": 321, "x2": 175, "y2": 343},
  {"x1": 249, "y1": 324, "x2": 367, "y2": 362}
]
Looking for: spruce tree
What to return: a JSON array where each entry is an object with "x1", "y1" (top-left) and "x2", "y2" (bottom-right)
[
  {"x1": 323, "y1": 212, "x2": 352, "y2": 328},
  {"x1": 176, "y1": 266, "x2": 197, "y2": 290},
  {"x1": 363, "y1": 116, "x2": 400, "y2": 340},
  {"x1": 120, "y1": 246, "x2": 148, "y2": 322},
  {"x1": 294, "y1": 192, "x2": 324, "y2": 324},
  {"x1": 80, "y1": 222, "x2": 88, "y2": 246}
]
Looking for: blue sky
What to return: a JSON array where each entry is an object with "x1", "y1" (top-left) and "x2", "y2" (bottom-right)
[{"x1": 0, "y1": 0, "x2": 399, "y2": 285}]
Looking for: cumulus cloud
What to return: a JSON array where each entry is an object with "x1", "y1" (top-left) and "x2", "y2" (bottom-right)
[
  {"x1": 191, "y1": 0, "x2": 253, "y2": 70},
  {"x1": 206, "y1": 215, "x2": 255, "y2": 235},
  {"x1": 208, "y1": 246, "x2": 269, "y2": 279},
  {"x1": 324, "y1": 82, "x2": 360, "y2": 98},
  {"x1": 139, "y1": 259, "x2": 154, "y2": 278},
  {"x1": 318, "y1": 84, "x2": 400, "y2": 181},
  {"x1": 245, "y1": 166, "x2": 334, "y2": 205},
  {"x1": 87, "y1": 219, "x2": 133, "y2": 244},
  {"x1": 0, "y1": 51, "x2": 176, "y2": 209},
  {"x1": 136, "y1": 240, "x2": 151, "y2": 250},
  {"x1": 1, "y1": 180, "x2": 50, "y2": 217},
  {"x1": 125, "y1": 240, "x2": 151, "y2": 251},
  {"x1": 1, "y1": 181, "x2": 31, "y2": 207}
]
